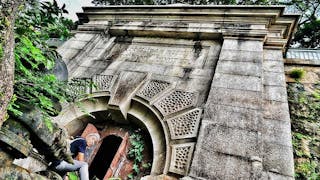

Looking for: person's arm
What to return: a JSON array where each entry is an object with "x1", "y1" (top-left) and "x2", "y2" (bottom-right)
[
  {"x1": 75, "y1": 139, "x2": 86, "y2": 161},
  {"x1": 76, "y1": 152, "x2": 85, "y2": 161}
]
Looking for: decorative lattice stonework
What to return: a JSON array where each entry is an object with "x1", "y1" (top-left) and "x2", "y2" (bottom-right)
[
  {"x1": 154, "y1": 90, "x2": 198, "y2": 116},
  {"x1": 169, "y1": 143, "x2": 195, "y2": 175},
  {"x1": 68, "y1": 78, "x2": 92, "y2": 100},
  {"x1": 136, "y1": 79, "x2": 171, "y2": 102},
  {"x1": 167, "y1": 108, "x2": 202, "y2": 140},
  {"x1": 92, "y1": 74, "x2": 116, "y2": 92}
]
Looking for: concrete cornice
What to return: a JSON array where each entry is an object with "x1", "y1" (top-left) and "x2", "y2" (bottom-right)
[
  {"x1": 77, "y1": 5, "x2": 299, "y2": 49},
  {"x1": 81, "y1": 5, "x2": 288, "y2": 10}
]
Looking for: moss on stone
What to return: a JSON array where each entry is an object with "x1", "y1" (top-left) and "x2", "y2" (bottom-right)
[
  {"x1": 3, "y1": 119, "x2": 30, "y2": 140},
  {"x1": 287, "y1": 82, "x2": 320, "y2": 179},
  {"x1": 289, "y1": 68, "x2": 306, "y2": 81}
]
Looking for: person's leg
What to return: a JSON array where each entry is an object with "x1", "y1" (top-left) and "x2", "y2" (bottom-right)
[
  {"x1": 75, "y1": 160, "x2": 89, "y2": 180},
  {"x1": 55, "y1": 160, "x2": 89, "y2": 180}
]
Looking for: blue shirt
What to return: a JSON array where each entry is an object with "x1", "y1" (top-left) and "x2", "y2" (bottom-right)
[
  {"x1": 51, "y1": 137, "x2": 87, "y2": 167},
  {"x1": 70, "y1": 137, "x2": 86, "y2": 158}
]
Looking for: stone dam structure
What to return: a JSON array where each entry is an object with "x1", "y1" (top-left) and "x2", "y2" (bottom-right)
[{"x1": 0, "y1": 5, "x2": 304, "y2": 180}]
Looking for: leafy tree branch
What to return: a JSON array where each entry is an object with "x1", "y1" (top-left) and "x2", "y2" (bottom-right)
[{"x1": 1, "y1": 0, "x2": 74, "y2": 127}]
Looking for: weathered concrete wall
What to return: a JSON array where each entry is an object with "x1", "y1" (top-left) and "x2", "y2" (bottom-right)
[{"x1": 55, "y1": 6, "x2": 299, "y2": 179}]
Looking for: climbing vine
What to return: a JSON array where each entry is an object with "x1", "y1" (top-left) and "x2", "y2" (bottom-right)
[
  {"x1": 287, "y1": 82, "x2": 320, "y2": 179},
  {"x1": 127, "y1": 130, "x2": 151, "y2": 179}
]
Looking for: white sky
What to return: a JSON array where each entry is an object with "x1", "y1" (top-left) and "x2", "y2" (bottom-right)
[{"x1": 56, "y1": 0, "x2": 93, "y2": 21}]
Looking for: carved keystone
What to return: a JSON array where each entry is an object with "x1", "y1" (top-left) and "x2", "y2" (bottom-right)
[{"x1": 109, "y1": 71, "x2": 147, "y2": 121}]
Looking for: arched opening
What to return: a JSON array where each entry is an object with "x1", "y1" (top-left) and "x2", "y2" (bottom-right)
[
  {"x1": 89, "y1": 135, "x2": 123, "y2": 179},
  {"x1": 54, "y1": 94, "x2": 168, "y2": 176}
]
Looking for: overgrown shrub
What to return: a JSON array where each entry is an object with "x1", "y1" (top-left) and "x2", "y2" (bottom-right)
[
  {"x1": 289, "y1": 68, "x2": 305, "y2": 81},
  {"x1": 288, "y1": 83, "x2": 320, "y2": 179}
]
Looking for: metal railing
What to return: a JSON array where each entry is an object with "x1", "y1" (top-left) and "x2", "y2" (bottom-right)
[{"x1": 286, "y1": 49, "x2": 320, "y2": 61}]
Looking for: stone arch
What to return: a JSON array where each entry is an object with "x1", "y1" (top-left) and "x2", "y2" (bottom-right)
[
  {"x1": 53, "y1": 93, "x2": 168, "y2": 176},
  {"x1": 55, "y1": 73, "x2": 203, "y2": 177},
  {"x1": 127, "y1": 98, "x2": 168, "y2": 175}
]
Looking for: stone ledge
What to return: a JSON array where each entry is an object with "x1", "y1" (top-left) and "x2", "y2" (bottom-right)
[
  {"x1": 284, "y1": 58, "x2": 320, "y2": 66},
  {"x1": 78, "y1": 6, "x2": 298, "y2": 47}
]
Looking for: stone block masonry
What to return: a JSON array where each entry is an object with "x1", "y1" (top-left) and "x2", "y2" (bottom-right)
[
  {"x1": 55, "y1": 5, "x2": 298, "y2": 180},
  {"x1": 190, "y1": 38, "x2": 266, "y2": 179}
]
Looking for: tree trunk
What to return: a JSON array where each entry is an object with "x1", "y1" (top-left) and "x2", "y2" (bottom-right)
[{"x1": 0, "y1": 0, "x2": 23, "y2": 127}]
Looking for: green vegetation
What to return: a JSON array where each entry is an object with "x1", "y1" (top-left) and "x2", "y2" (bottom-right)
[
  {"x1": 127, "y1": 130, "x2": 151, "y2": 179},
  {"x1": 287, "y1": 83, "x2": 320, "y2": 179},
  {"x1": 289, "y1": 68, "x2": 305, "y2": 81},
  {"x1": 287, "y1": 0, "x2": 319, "y2": 48},
  {"x1": 0, "y1": 8, "x2": 5, "y2": 58},
  {"x1": 293, "y1": 19, "x2": 320, "y2": 49},
  {"x1": 0, "y1": 0, "x2": 73, "y2": 125},
  {"x1": 68, "y1": 172, "x2": 79, "y2": 180}
]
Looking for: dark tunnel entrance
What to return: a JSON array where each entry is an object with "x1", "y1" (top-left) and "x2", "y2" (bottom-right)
[{"x1": 89, "y1": 135, "x2": 123, "y2": 179}]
